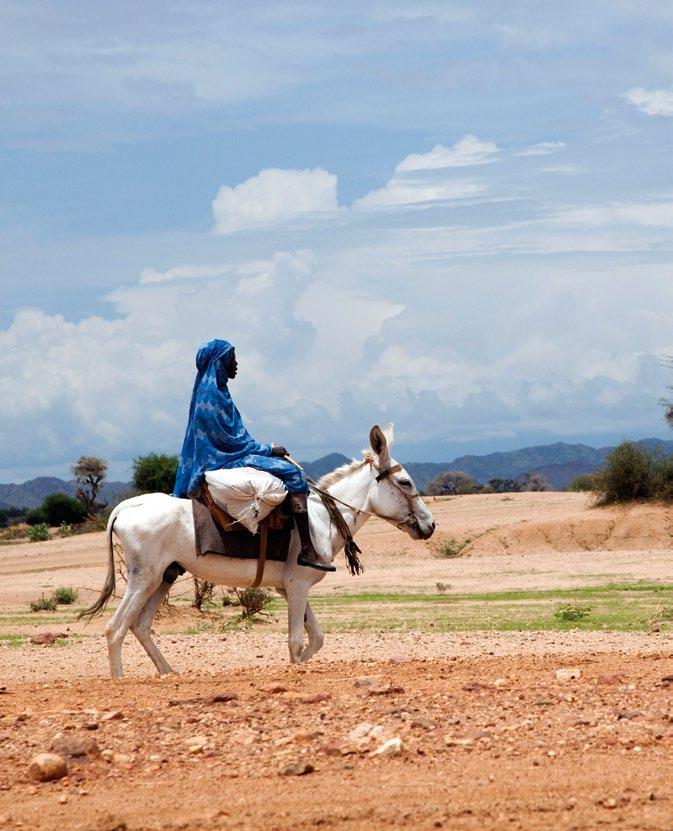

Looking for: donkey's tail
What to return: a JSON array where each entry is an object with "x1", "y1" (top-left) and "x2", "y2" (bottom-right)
[{"x1": 78, "y1": 503, "x2": 122, "y2": 621}]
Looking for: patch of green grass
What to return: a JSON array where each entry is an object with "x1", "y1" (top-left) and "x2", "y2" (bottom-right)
[{"x1": 0, "y1": 634, "x2": 28, "y2": 647}]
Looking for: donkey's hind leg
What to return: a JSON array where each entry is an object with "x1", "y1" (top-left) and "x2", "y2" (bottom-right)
[
  {"x1": 105, "y1": 576, "x2": 163, "y2": 679},
  {"x1": 299, "y1": 600, "x2": 324, "y2": 663},
  {"x1": 130, "y1": 581, "x2": 174, "y2": 676}
]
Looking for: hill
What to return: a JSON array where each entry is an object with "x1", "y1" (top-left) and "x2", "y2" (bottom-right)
[
  {"x1": 404, "y1": 438, "x2": 673, "y2": 492},
  {"x1": 2, "y1": 439, "x2": 673, "y2": 506}
]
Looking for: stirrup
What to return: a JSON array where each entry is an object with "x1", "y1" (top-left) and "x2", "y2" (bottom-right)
[{"x1": 297, "y1": 553, "x2": 336, "y2": 572}]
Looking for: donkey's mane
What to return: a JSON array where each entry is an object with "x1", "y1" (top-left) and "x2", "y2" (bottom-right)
[{"x1": 317, "y1": 454, "x2": 373, "y2": 489}]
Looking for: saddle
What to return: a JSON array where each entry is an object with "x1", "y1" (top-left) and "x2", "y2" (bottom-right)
[{"x1": 192, "y1": 484, "x2": 294, "y2": 587}]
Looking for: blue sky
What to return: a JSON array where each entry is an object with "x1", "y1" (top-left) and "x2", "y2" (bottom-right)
[{"x1": 1, "y1": 1, "x2": 673, "y2": 481}]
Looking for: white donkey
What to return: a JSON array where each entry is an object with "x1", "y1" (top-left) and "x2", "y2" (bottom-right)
[{"x1": 81, "y1": 424, "x2": 435, "y2": 677}]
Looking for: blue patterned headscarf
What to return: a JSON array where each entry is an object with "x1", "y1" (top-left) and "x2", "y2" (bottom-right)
[{"x1": 173, "y1": 339, "x2": 271, "y2": 497}]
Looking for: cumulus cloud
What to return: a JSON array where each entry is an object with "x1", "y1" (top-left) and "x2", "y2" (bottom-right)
[
  {"x1": 624, "y1": 87, "x2": 673, "y2": 116},
  {"x1": 4, "y1": 136, "x2": 673, "y2": 479},
  {"x1": 395, "y1": 135, "x2": 498, "y2": 172},
  {"x1": 212, "y1": 167, "x2": 339, "y2": 234}
]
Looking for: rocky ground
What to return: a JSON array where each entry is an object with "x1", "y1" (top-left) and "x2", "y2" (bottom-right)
[
  {"x1": 3, "y1": 492, "x2": 673, "y2": 829},
  {"x1": 3, "y1": 652, "x2": 673, "y2": 830}
]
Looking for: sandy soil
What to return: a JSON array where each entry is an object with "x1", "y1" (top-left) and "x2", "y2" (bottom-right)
[
  {"x1": 3, "y1": 493, "x2": 673, "y2": 615},
  {"x1": 3, "y1": 492, "x2": 673, "y2": 829}
]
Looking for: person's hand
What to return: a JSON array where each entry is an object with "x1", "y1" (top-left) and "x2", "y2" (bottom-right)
[{"x1": 271, "y1": 446, "x2": 289, "y2": 457}]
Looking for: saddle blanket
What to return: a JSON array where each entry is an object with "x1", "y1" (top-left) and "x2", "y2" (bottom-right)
[{"x1": 191, "y1": 496, "x2": 293, "y2": 561}]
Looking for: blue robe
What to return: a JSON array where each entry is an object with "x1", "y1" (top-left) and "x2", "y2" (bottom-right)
[{"x1": 173, "y1": 339, "x2": 308, "y2": 497}]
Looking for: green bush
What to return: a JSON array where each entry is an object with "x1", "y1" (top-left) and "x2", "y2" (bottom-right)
[
  {"x1": 132, "y1": 453, "x2": 179, "y2": 494},
  {"x1": 27, "y1": 523, "x2": 50, "y2": 542},
  {"x1": 651, "y1": 455, "x2": 673, "y2": 501},
  {"x1": 42, "y1": 492, "x2": 86, "y2": 526},
  {"x1": 554, "y1": 603, "x2": 592, "y2": 622},
  {"x1": 25, "y1": 508, "x2": 47, "y2": 526},
  {"x1": 30, "y1": 593, "x2": 57, "y2": 612},
  {"x1": 53, "y1": 586, "x2": 79, "y2": 605},
  {"x1": 58, "y1": 522, "x2": 76, "y2": 537},
  {"x1": 596, "y1": 442, "x2": 653, "y2": 504},
  {"x1": 566, "y1": 471, "x2": 603, "y2": 492}
]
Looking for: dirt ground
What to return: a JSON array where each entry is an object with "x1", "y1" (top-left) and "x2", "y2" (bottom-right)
[
  {"x1": 2, "y1": 492, "x2": 673, "y2": 830},
  {"x1": 3, "y1": 654, "x2": 673, "y2": 830}
]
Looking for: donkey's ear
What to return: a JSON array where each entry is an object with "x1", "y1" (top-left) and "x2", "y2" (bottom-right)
[
  {"x1": 381, "y1": 422, "x2": 394, "y2": 448},
  {"x1": 369, "y1": 424, "x2": 388, "y2": 457}
]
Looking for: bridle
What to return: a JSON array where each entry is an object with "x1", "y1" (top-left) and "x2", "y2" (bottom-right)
[{"x1": 370, "y1": 459, "x2": 422, "y2": 530}]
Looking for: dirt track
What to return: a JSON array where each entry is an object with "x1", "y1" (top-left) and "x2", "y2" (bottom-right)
[{"x1": 3, "y1": 653, "x2": 673, "y2": 830}]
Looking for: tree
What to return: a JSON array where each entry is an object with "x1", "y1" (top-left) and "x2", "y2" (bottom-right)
[
  {"x1": 520, "y1": 472, "x2": 550, "y2": 492},
  {"x1": 132, "y1": 453, "x2": 179, "y2": 494},
  {"x1": 425, "y1": 470, "x2": 484, "y2": 496},
  {"x1": 489, "y1": 477, "x2": 522, "y2": 494},
  {"x1": 41, "y1": 493, "x2": 86, "y2": 526},
  {"x1": 72, "y1": 455, "x2": 108, "y2": 513}
]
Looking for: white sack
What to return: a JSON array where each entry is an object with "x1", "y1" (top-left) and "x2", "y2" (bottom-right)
[{"x1": 204, "y1": 467, "x2": 287, "y2": 534}]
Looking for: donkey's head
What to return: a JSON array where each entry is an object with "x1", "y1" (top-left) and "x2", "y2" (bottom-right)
[{"x1": 365, "y1": 423, "x2": 435, "y2": 540}]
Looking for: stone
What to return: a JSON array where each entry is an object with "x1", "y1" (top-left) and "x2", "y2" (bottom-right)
[
  {"x1": 300, "y1": 692, "x2": 331, "y2": 704},
  {"x1": 112, "y1": 753, "x2": 132, "y2": 765},
  {"x1": 260, "y1": 684, "x2": 288, "y2": 694},
  {"x1": 278, "y1": 761, "x2": 314, "y2": 776},
  {"x1": 28, "y1": 752, "x2": 67, "y2": 782},
  {"x1": 101, "y1": 710, "x2": 124, "y2": 721},
  {"x1": 555, "y1": 668, "x2": 581, "y2": 682},
  {"x1": 354, "y1": 675, "x2": 383, "y2": 688},
  {"x1": 597, "y1": 674, "x2": 622, "y2": 686},
  {"x1": 371, "y1": 737, "x2": 403, "y2": 756},
  {"x1": 184, "y1": 736, "x2": 208, "y2": 754},
  {"x1": 30, "y1": 632, "x2": 68, "y2": 646},
  {"x1": 51, "y1": 733, "x2": 100, "y2": 758},
  {"x1": 368, "y1": 683, "x2": 405, "y2": 696}
]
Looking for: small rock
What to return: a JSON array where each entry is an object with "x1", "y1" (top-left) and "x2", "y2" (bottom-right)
[
  {"x1": 371, "y1": 737, "x2": 403, "y2": 756},
  {"x1": 368, "y1": 682, "x2": 405, "y2": 696},
  {"x1": 83, "y1": 721, "x2": 99, "y2": 731},
  {"x1": 597, "y1": 674, "x2": 622, "y2": 686},
  {"x1": 184, "y1": 736, "x2": 208, "y2": 754},
  {"x1": 603, "y1": 798, "x2": 617, "y2": 809},
  {"x1": 51, "y1": 733, "x2": 100, "y2": 758},
  {"x1": 260, "y1": 684, "x2": 288, "y2": 694},
  {"x1": 208, "y1": 693, "x2": 237, "y2": 704},
  {"x1": 28, "y1": 752, "x2": 67, "y2": 782},
  {"x1": 616, "y1": 710, "x2": 642, "y2": 721},
  {"x1": 30, "y1": 632, "x2": 68, "y2": 646},
  {"x1": 278, "y1": 761, "x2": 314, "y2": 776},
  {"x1": 112, "y1": 753, "x2": 132, "y2": 765},
  {"x1": 101, "y1": 710, "x2": 124, "y2": 722},
  {"x1": 353, "y1": 675, "x2": 383, "y2": 688},
  {"x1": 555, "y1": 667, "x2": 581, "y2": 682},
  {"x1": 444, "y1": 736, "x2": 473, "y2": 747},
  {"x1": 300, "y1": 692, "x2": 331, "y2": 704}
]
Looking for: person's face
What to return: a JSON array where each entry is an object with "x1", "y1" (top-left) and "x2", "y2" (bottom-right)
[{"x1": 228, "y1": 350, "x2": 238, "y2": 379}]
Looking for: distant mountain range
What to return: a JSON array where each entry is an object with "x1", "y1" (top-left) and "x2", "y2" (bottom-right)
[{"x1": 2, "y1": 438, "x2": 673, "y2": 509}]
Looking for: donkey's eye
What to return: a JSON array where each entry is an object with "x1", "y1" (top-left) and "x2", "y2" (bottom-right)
[{"x1": 399, "y1": 479, "x2": 412, "y2": 488}]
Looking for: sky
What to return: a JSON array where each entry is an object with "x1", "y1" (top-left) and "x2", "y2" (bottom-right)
[{"x1": 1, "y1": 1, "x2": 673, "y2": 482}]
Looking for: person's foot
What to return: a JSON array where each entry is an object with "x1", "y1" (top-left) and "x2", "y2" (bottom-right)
[{"x1": 297, "y1": 546, "x2": 336, "y2": 572}]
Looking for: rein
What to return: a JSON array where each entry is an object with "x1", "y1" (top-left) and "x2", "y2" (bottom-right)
[{"x1": 284, "y1": 454, "x2": 421, "y2": 575}]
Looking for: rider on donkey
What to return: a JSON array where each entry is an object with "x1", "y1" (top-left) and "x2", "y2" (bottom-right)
[{"x1": 173, "y1": 339, "x2": 335, "y2": 572}]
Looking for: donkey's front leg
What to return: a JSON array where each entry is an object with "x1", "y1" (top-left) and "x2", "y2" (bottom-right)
[
  {"x1": 300, "y1": 600, "x2": 324, "y2": 662},
  {"x1": 285, "y1": 581, "x2": 309, "y2": 663}
]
